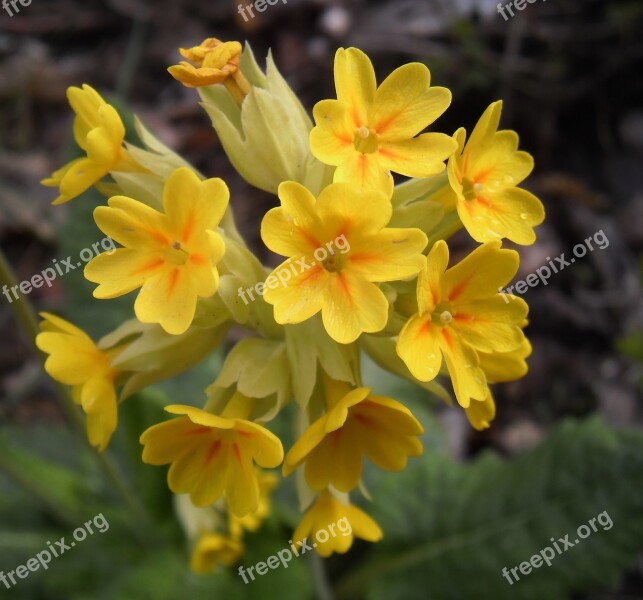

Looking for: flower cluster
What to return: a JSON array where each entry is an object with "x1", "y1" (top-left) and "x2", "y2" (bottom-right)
[{"x1": 37, "y1": 38, "x2": 543, "y2": 573}]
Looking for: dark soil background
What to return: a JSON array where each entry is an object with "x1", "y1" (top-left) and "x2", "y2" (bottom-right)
[{"x1": 1, "y1": 0, "x2": 642, "y2": 597}]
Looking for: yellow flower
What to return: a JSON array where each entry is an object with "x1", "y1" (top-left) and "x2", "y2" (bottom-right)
[
  {"x1": 310, "y1": 47, "x2": 457, "y2": 196},
  {"x1": 396, "y1": 240, "x2": 528, "y2": 407},
  {"x1": 447, "y1": 101, "x2": 545, "y2": 245},
  {"x1": 84, "y1": 167, "x2": 228, "y2": 335},
  {"x1": 283, "y1": 377, "x2": 423, "y2": 491},
  {"x1": 35, "y1": 313, "x2": 118, "y2": 452},
  {"x1": 190, "y1": 532, "x2": 243, "y2": 575},
  {"x1": 293, "y1": 490, "x2": 382, "y2": 557},
  {"x1": 168, "y1": 38, "x2": 250, "y2": 102},
  {"x1": 261, "y1": 181, "x2": 428, "y2": 344},
  {"x1": 139, "y1": 404, "x2": 283, "y2": 516},
  {"x1": 229, "y1": 470, "x2": 277, "y2": 537},
  {"x1": 41, "y1": 85, "x2": 141, "y2": 205}
]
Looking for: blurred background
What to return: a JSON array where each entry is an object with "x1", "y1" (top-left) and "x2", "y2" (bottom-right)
[{"x1": 1, "y1": 0, "x2": 642, "y2": 598}]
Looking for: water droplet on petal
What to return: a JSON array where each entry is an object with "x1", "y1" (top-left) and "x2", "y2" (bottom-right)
[{"x1": 520, "y1": 212, "x2": 529, "y2": 220}]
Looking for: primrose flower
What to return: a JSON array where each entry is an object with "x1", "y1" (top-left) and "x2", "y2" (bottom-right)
[
  {"x1": 293, "y1": 490, "x2": 382, "y2": 557},
  {"x1": 310, "y1": 47, "x2": 457, "y2": 196},
  {"x1": 261, "y1": 181, "x2": 428, "y2": 344},
  {"x1": 35, "y1": 313, "x2": 118, "y2": 452},
  {"x1": 84, "y1": 167, "x2": 228, "y2": 335},
  {"x1": 41, "y1": 85, "x2": 142, "y2": 205},
  {"x1": 447, "y1": 101, "x2": 545, "y2": 245},
  {"x1": 168, "y1": 38, "x2": 250, "y2": 102},
  {"x1": 140, "y1": 404, "x2": 283, "y2": 516},
  {"x1": 190, "y1": 532, "x2": 243, "y2": 574},
  {"x1": 283, "y1": 378, "x2": 423, "y2": 491},
  {"x1": 396, "y1": 240, "x2": 528, "y2": 407}
]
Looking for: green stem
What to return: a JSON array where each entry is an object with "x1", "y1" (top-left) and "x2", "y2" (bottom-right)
[
  {"x1": 0, "y1": 246, "x2": 156, "y2": 545},
  {"x1": 310, "y1": 552, "x2": 335, "y2": 600}
]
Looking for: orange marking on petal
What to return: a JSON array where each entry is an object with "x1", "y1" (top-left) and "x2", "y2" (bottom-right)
[
  {"x1": 454, "y1": 313, "x2": 474, "y2": 322},
  {"x1": 377, "y1": 146, "x2": 400, "y2": 160},
  {"x1": 448, "y1": 277, "x2": 470, "y2": 302},
  {"x1": 189, "y1": 253, "x2": 206, "y2": 266},
  {"x1": 205, "y1": 440, "x2": 222, "y2": 464},
  {"x1": 336, "y1": 272, "x2": 353, "y2": 300},
  {"x1": 132, "y1": 257, "x2": 165, "y2": 275},
  {"x1": 147, "y1": 228, "x2": 170, "y2": 246},
  {"x1": 232, "y1": 443, "x2": 242, "y2": 464},
  {"x1": 418, "y1": 318, "x2": 432, "y2": 338},
  {"x1": 375, "y1": 111, "x2": 403, "y2": 136},
  {"x1": 441, "y1": 328, "x2": 454, "y2": 350},
  {"x1": 185, "y1": 426, "x2": 212, "y2": 436},
  {"x1": 475, "y1": 196, "x2": 494, "y2": 209},
  {"x1": 167, "y1": 268, "x2": 181, "y2": 294},
  {"x1": 181, "y1": 213, "x2": 195, "y2": 243}
]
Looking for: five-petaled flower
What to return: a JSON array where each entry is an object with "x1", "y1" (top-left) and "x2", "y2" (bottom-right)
[
  {"x1": 283, "y1": 377, "x2": 423, "y2": 491},
  {"x1": 84, "y1": 167, "x2": 228, "y2": 335},
  {"x1": 35, "y1": 313, "x2": 118, "y2": 452},
  {"x1": 397, "y1": 240, "x2": 528, "y2": 408},
  {"x1": 293, "y1": 490, "x2": 383, "y2": 557},
  {"x1": 41, "y1": 85, "x2": 142, "y2": 205},
  {"x1": 446, "y1": 101, "x2": 545, "y2": 245},
  {"x1": 310, "y1": 47, "x2": 457, "y2": 196},
  {"x1": 261, "y1": 181, "x2": 428, "y2": 344},
  {"x1": 140, "y1": 404, "x2": 283, "y2": 516}
]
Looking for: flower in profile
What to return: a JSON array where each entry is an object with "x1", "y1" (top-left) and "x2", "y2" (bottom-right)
[
  {"x1": 283, "y1": 377, "x2": 423, "y2": 491},
  {"x1": 310, "y1": 47, "x2": 457, "y2": 196},
  {"x1": 168, "y1": 38, "x2": 250, "y2": 102},
  {"x1": 140, "y1": 404, "x2": 283, "y2": 516},
  {"x1": 35, "y1": 313, "x2": 118, "y2": 452},
  {"x1": 261, "y1": 181, "x2": 428, "y2": 344},
  {"x1": 293, "y1": 490, "x2": 382, "y2": 557},
  {"x1": 85, "y1": 167, "x2": 228, "y2": 335},
  {"x1": 447, "y1": 101, "x2": 545, "y2": 245},
  {"x1": 190, "y1": 532, "x2": 243, "y2": 575},
  {"x1": 41, "y1": 85, "x2": 142, "y2": 205},
  {"x1": 396, "y1": 240, "x2": 528, "y2": 407}
]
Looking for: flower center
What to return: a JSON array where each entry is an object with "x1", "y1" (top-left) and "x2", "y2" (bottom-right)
[
  {"x1": 432, "y1": 302, "x2": 454, "y2": 326},
  {"x1": 166, "y1": 241, "x2": 189, "y2": 266},
  {"x1": 321, "y1": 253, "x2": 346, "y2": 273},
  {"x1": 462, "y1": 177, "x2": 484, "y2": 201},
  {"x1": 353, "y1": 126, "x2": 379, "y2": 154}
]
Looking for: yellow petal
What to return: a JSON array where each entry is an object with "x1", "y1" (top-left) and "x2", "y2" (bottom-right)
[
  {"x1": 316, "y1": 182, "x2": 392, "y2": 236},
  {"x1": 264, "y1": 262, "x2": 328, "y2": 324},
  {"x1": 333, "y1": 150, "x2": 394, "y2": 197},
  {"x1": 417, "y1": 241, "x2": 449, "y2": 314},
  {"x1": 439, "y1": 328, "x2": 487, "y2": 407},
  {"x1": 235, "y1": 420, "x2": 284, "y2": 468},
  {"x1": 443, "y1": 241, "x2": 519, "y2": 304},
  {"x1": 377, "y1": 133, "x2": 457, "y2": 179},
  {"x1": 85, "y1": 248, "x2": 164, "y2": 298},
  {"x1": 465, "y1": 389, "x2": 496, "y2": 431},
  {"x1": 478, "y1": 337, "x2": 531, "y2": 383},
  {"x1": 372, "y1": 63, "x2": 451, "y2": 140},
  {"x1": 310, "y1": 99, "x2": 355, "y2": 166},
  {"x1": 397, "y1": 313, "x2": 442, "y2": 381},
  {"x1": 450, "y1": 296, "x2": 528, "y2": 353},
  {"x1": 347, "y1": 227, "x2": 427, "y2": 282},
  {"x1": 305, "y1": 428, "x2": 363, "y2": 492},
  {"x1": 320, "y1": 271, "x2": 389, "y2": 344},
  {"x1": 334, "y1": 47, "x2": 376, "y2": 128},
  {"x1": 134, "y1": 267, "x2": 197, "y2": 335},
  {"x1": 162, "y1": 168, "x2": 230, "y2": 241}
]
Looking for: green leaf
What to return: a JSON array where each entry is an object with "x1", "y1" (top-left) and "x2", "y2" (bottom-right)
[{"x1": 336, "y1": 418, "x2": 643, "y2": 600}]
